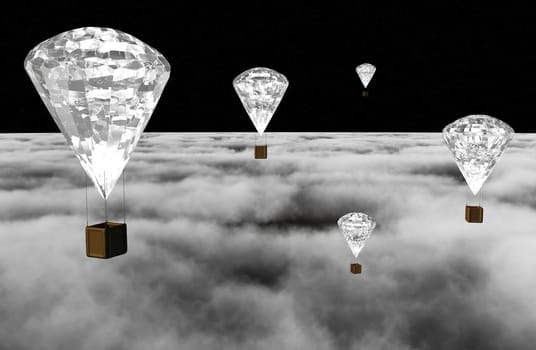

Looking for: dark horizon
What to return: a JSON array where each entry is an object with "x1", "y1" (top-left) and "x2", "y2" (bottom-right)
[{"x1": 3, "y1": 2, "x2": 535, "y2": 133}]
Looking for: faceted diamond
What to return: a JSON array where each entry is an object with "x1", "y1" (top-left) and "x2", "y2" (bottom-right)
[
  {"x1": 337, "y1": 212, "x2": 376, "y2": 258},
  {"x1": 25, "y1": 27, "x2": 170, "y2": 199},
  {"x1": 355, "y1": 63, "x2": 376, "y2": 88},
  {"x1": 443, "y1": 115, "x2": 514, "y2": 195},
  {"x1": 233, "y1": 67, "x2": 289, "y2": 135}
]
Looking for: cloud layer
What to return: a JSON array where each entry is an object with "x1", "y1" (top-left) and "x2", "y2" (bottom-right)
[{"x1": 1, "y1": 133, "x2": 536, "y2": 350}]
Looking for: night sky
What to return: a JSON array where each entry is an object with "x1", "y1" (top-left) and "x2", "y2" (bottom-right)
[{"x1": 3, "y1": 2, "x2": 535, "y2": 132}]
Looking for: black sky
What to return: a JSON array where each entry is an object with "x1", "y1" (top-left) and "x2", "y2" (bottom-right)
[{"x1": 2, "y1": 2, "x2": 536, "y2": 132}]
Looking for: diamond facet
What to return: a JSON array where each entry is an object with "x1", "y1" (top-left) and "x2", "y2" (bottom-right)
[
  {"x1": 25, "y1": 27, "x2": 171, "y2": 199},
  {"x1": 233, "y1": 67, "x2": 289, "y2": 135},
  {"x1": 443, "y1": 115, "x2": 514, "y2": 195},
  {"x1": 355, "y1": 63, "x2": 376, "y2": 88},
  {"x1": 337, "y1": 212, "x2": 376, "y2": 258}
]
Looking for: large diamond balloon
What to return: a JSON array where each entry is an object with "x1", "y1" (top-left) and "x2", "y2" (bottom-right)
[
  {"x1": 25, "y1": 27, "x2": 171, "y2": 199},
  {"x1": 337, "y1": 212, "x2": 376, "y2": 258},
  {"x1": 443, "y1": 115, "x2": 514, "y2": 195},
  {"x1": 233, "y1": 67, "x2": 289, "y2": 135},
  {"x1": 355, "y1": 63, "x2": 376, "y2": 88}
]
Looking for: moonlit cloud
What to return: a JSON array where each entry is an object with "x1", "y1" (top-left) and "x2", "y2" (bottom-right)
[{"x1": 1, "y1": 133, "x2": 536, "y2": 350}]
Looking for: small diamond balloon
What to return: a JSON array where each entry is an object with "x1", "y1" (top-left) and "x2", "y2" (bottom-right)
[
  {"x1": 25, "y1": 27, "x2": 171, "y2": 199},
  {"x1": 337, "y1": 212, "x2": 376, "y2": 259},
  {"x1": 443, "y1": 115, "x2": 514, "y2": 195},
  {"x1": 355, "y1": 63, "x2": 376, "y2": 88},
  {"x1": 233, "y1": 67, "x2": 289, "y2": 135}
]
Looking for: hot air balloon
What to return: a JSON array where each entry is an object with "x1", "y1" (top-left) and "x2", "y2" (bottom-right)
[
  {"x1": 356, "y1": 63, "x2": 376, "y2": 97},
  {"x1": 25, "y1": 27, "x2": 171, "y2": 258},
  {"x1": 443, "y1": 115, "x2": 514, "y2": 223},
  {"x1": 233, "y1": 67, "x2": 289, "y2": 159},
  {"x1": 337, "y1": 212, "x2": 376, "y2": 274}
]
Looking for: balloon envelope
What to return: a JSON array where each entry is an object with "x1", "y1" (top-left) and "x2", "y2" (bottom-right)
[
  {"x1": 25, "y1": 27, "x2": 171, "y2": 199},
  {"x1": 233, "y1": 67, "x2": 289, "y2": 135},
  {"x1": 337, "y1": 212, "x2": 376, "y2": 258},
  {"x1": 443, "y1": 115, "x2": 514, "y2": 195},
  {"x1": 355, "y1": 63, "x2": 376, "y2": 88}
]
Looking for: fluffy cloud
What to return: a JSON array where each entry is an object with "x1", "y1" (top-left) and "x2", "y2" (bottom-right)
[{"x1": 0, "y1": 133, "x2": 535, "y2": 350}]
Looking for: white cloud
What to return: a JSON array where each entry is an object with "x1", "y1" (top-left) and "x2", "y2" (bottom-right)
[{"x1": 1, "y1": 133, "x2": 536, "y2": 349}]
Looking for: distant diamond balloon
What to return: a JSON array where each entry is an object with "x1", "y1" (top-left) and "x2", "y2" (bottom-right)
[
  {"x1": 355, "y1": 63, "x2": 376, "y2": 88},
  {"x1": 337, "y1": 212, "x2": 376, "y2": 258},
  {"x1": 233, "y1": 67, "x2": 289, "y2": 135},
  {"x1": 443, "y1": 115, "x2": 514, "y2": 195},
  {"x1": 25, "y1": 27, "x2": 171, "y2": 199}
]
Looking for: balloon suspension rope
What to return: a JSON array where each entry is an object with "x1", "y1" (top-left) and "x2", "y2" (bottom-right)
[
  {"x1": 104, "y1": 170, "x2": 108, "y2": 223},
  {"x1": 85, "y1": 173, "x2": 89, "y2": 226},
  {"x1": 122, "y1": 169, "x2": 126, "y2": 224},
  {"x1": 254, "y1": 133, "x2": 267, "y2": 146}
]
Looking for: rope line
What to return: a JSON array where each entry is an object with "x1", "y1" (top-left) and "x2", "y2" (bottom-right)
[
  {"x1": 122, "y1": 169, "x2": 126, "y2": 224},
  {"x1": 104, "y1": 170, "x2": 108, "y2": 223},
  {"x1": 85, "y1": 173, "x2": 89, "y2": 226},
  {"x1": 254, "y1": 133, "x2": 268, "y2": 146}
]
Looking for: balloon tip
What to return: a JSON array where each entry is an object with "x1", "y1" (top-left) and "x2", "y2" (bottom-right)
[{"x1": 350, "y1": 263, "x2": 362, "y2": 274}]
